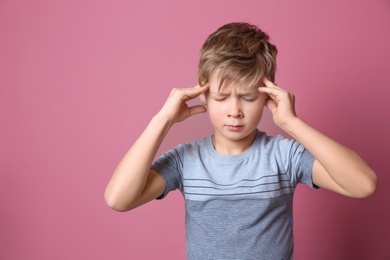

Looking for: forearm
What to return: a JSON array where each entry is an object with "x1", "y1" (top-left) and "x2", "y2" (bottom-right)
[
  {"x1": 104, "y1": 114, "x2": 172, "y2": 210},
  {"x1": 105, "y1": 85, "x2": 208, "y2": 210},
  {"x1": 282, "y1": 117, "x2": 377, "y2": 197}
]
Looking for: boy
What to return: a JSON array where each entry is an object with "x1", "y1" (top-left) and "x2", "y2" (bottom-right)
[{"x1": 105, "y1": 22, "x2": 377, "y2": 259}]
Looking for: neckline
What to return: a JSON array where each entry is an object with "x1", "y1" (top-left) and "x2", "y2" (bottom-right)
[{"x1": 205, "y1": 130, "x2": 261, "y2": 161}]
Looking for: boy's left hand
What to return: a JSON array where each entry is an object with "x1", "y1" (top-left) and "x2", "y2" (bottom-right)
[{"x1": 258, "y1": 78, "x2": 298, "y2": 129}]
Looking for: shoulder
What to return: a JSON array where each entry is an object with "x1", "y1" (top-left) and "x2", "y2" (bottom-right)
[
  {"x1": 253, "y1": 131, "x2": 305, "y2": 160},
  {"x1": 176, "y1": 136, "x2": 211, "y2": 152},
  {"x1": 162, "y1": 136, "x2": 211, "y2": 160},
  {"x1": 255, "y1": 131, "x2": 292, "y2": 148}
]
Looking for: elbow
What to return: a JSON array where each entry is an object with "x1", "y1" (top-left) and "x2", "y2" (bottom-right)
[
  {"x1": 356, "y1": 171, "x2": 378, "y2": 199},
  {"x1": 365, "y1": 175, "x2": 378, "y2": 198},
  {"x1": 104, "y1": 189, "x2": 132, "y2": 212}
]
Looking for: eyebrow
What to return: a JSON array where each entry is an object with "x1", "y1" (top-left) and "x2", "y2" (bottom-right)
[{"x1": 209, "y1": 92, "x2": 229, "y2": 96}]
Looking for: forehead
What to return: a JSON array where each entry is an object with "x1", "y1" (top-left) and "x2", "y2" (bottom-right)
[{"x1": 208, "y1": 68, "x2": 260, "y2": 94}]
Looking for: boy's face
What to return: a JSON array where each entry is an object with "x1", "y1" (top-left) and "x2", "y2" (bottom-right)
[{"x1": 201, "y1": 69, "x2": 267, "y2": 145}]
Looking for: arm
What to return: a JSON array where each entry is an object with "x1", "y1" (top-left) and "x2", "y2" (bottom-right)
[
  {"x1": 259, "y1": 79, "x2": 377, "y2": 198},
  {"x1": 104, "y1": 85, "x2": 209, "y2": 211}
]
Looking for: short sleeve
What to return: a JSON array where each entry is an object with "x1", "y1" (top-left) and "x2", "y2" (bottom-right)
[
  {"x1": 277, "y1": 136, "x2": 318, "y2": 189},
  {"x1": 296, "y1": 149, "x2": 318, "y2": 188},
  {"x1": 151, "y1": 147, "x2": 183, "y2": 199}
]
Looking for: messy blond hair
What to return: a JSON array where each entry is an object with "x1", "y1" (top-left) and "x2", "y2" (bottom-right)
[{"x1": 198, "y1": 22, "x2": 277, "y2": 90}]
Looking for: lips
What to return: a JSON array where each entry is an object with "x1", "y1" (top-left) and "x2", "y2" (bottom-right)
[{"x1": 226, "y1": 125, "x2": 244, "y2": 131}]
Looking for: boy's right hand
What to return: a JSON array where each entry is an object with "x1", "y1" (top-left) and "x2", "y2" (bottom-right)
[{"x1": 157, "y1": 85, "x2": 209, "y2": 124}]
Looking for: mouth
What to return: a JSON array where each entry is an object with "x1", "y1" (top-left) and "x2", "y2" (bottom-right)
[{"x1": 226, "y1": 125, "x2": 244, "y2": 131}]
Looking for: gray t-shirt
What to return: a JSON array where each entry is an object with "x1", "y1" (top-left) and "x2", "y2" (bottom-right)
[{"x1": 152, "y1": 130, "x2": 316, "y2": 260}]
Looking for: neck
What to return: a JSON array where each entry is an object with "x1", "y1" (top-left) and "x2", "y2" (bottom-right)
[{"x1": 212, "y1": 130, "x2": 257, "y2": 155}]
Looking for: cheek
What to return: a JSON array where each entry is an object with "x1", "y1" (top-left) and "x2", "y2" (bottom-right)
[
  {"x1": 255, "y1": 95, "x2": 267, "y2": 109},
  {"x1": 245, "y1": 102, "x2": 266, "y2": 117},
  {"x1": 207, "y1": 104, "x2": 224, "y2": 117},
  {"x1": 207, "y1": 102, "x2": 228, "y2": 122}
]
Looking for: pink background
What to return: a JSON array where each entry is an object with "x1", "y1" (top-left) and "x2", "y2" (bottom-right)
[{"x1": 1, "y1": 0, "x2": 389, "y2": 259}]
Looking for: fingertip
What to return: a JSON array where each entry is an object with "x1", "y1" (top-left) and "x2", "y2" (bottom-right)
[
  {"x1": 195, "y1": 83, "x2": 209, "y2": 89},
  {"x1": 201, "y1": 84, "x2": 210, "y2": 93},
  {"x1": 262, "y1": 77, "x2": 276, "y2": 87}
]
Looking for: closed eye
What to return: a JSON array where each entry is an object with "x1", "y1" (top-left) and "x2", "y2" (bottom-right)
[
  {"x1": 242, "y1": 97, "x2": 257, "y2": 102},
  {"x1": 214, "y1": 97, "x2": 227, "y2": 101},
  {"x1": 210, "y1": 94, "x2": 228, "y2": 101}
]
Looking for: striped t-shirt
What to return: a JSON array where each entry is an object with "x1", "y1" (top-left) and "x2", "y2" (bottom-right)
[{"x1": 152, "y1": 130, "x2": 316, "y2": 260}]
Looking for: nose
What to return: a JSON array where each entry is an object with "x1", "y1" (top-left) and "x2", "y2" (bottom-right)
[{"x1": 227, "y1": 98, "x2": 243, "y2": 118}]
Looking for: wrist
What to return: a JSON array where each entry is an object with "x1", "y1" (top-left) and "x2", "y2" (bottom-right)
[
  {"x1": 152, "y1": 112, "x2": 175, "y2": 129},
  {"x1": 280, "y1": 117, "x2": 306, "y2": 138}
]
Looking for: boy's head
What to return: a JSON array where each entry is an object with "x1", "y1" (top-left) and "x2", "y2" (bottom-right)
[{"x1": 198, "y1": 22, "x2": 277, "y2": 90}]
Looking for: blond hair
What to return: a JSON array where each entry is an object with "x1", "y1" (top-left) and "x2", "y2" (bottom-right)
[{"x1": 198, "y1": 22, "x2": 277, "y2": 90}]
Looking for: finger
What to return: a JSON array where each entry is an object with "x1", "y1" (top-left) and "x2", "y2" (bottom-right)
[
  {"x1": 262, "y1": 78, "x2": 278, "y2": 88},
  {"x1": 188, "y1": 105, "x2": 207, "y2": 116},
  {"x1": 190, "y1": 84, "x2": 208, "y2": 93},
  {"x1": 262, "y1": 78, "x2": 286, "y2": 92},
  {"x1": 258, "y1": 85, "x2": 283, "y2": 99},
  {"x1": 183, "y1": 84, "x2": 209, "y2": 100}
]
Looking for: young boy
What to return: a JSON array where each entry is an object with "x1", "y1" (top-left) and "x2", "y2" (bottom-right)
[{"x1": 105, "y1": 22, "x2": 377, "y2": 259}]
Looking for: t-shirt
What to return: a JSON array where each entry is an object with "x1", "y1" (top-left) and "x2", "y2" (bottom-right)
[{"x1": 151, "y1": 130, "x2": 317, "y2": 259}]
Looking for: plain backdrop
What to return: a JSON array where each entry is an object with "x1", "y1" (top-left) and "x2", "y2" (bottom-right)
[{"x1": 1, "y1": 0, "x2": 389, "y2": 259}]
